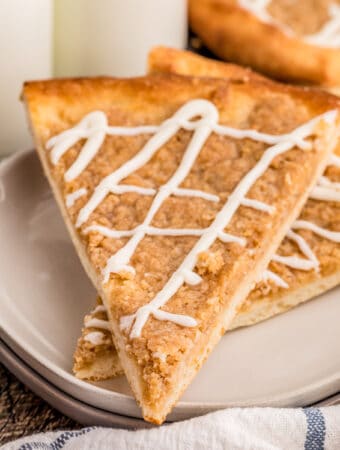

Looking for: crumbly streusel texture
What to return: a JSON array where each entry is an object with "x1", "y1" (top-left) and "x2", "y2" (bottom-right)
[{"x1": 23, "y1": 73, "x2": 339, "y2": 423}]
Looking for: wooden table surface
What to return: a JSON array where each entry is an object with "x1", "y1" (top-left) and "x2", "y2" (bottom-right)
[{"x1": 0, "y1": 363, "x2": 81, "y2": 447}]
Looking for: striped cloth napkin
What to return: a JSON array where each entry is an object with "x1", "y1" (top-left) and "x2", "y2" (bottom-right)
[{"x1": 2, "y1": 406, "x2": 340, "y2": 450}]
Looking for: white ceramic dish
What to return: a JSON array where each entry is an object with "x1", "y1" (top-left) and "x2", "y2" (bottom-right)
[
  {"x1": 1, "y1": 339, "x2": 339, "y2": 431},
  {"x1": 0, "y1": 150, "x2": 340, "y2": 422}
]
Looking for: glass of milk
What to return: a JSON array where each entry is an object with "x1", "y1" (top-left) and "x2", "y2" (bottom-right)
[
  {"x1": 55, "y1": 0, "x2": 188, "y2": 77},
  {"x1": 0, "y1": 0, "x2": 53, "y2": 156}
]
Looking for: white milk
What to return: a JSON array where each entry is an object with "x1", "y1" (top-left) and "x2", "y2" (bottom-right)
[
  {"x1": 0, "y1": 0, "x2": 53, "y2": 155},
  {"x1": 54, "y1": 0, "x2": 188, "y2": 77}
]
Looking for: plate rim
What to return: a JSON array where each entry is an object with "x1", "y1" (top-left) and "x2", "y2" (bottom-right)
[
  {"x1": 0, "y1": 338, "x2": 153, "y2": 429},
  {"x1": 1, "y1": 337, "x2": 340, "y2": 431}
]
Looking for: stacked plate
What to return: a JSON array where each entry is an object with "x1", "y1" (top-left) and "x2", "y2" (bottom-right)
[{"x1": 0, "y1": 151, "x2": 339, "y2": 427}]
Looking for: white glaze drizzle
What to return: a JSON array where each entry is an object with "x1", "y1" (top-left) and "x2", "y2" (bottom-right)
[
  {"x1": 310, "y1": 181, "x2": 340, "y2": 202},
  {"x1": 83, "y1": 304, "x2": 110, "y2": 344},
  {"x1": 84, "y1": 317, "x2": 111, "y2": 331},
  {"x1": 264, "y1": 157, "x2": 340, "y2": 287},
  {"x1": 238, "y1": 0, "x2": 272, "y2": 23},
  {"x1": 241, "y1": 197, "x2": 274, "y2": 213},
  {"x1": 238, "y1": 1, "x2": 340, "y2": 48},
  {"x1": 173, "y1": 188, "x2": 219, "y2": 203},
  {"x1": 109, "y1": 185, "x2": 156, "y2": 196},
  {"x1": 271, "y1": 253, "x2": 317, "y2": 271},
  {"x1": 328, "y1": 154, "x2": 340, "y2": 168},
  {"x1": 272, "y1": 229, "x2": 319, "y2": 272},
  {"x1": 262, "y1": 269, "x2": 288, "y2": 288},
  {"x1": 318, "y1": 175, "x2": 340, "y2": 190},
  {"x1": 292, "y1": 220, "x2": 340, "y2": 243},
  {"x1": 66, "y1": 188, "x2": 87, "y2": 208},
  {"x1": 92, "y1": 304, "x2": 107, "y2": 314},
  {"x1": 47, "y1": 99, "x2": 337, "y2": 338},
  {"x1": 84, "y1": 331, "x2": 105, "y2": 345},
  {"x1": 305, "y1": 4, "x2": 340, "y2": 48},
  {"x1": 85, "y1": 224, "x2": 246, "y2": 247},
  {"x1": 287, "y1": 230, "x2": 319, "y2": 267}
]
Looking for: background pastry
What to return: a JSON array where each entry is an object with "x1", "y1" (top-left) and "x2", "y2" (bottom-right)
[{"x1": 189, "y1": 0, "x2": 340, "y2": 91}]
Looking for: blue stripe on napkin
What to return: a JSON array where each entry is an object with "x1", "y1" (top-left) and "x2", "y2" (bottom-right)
[
  {"x1": 303, "y1": 408, "x2": 326, "y2": 450},
  {"x1": 17, "y1": 427, "x2": 96, "y2": 450}
]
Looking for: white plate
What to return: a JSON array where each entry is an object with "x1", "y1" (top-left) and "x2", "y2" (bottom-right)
[
  {"x1": 1, "y1": 340, "x2": 339, "y2": 431},
  {"x1": 0, "y1": 150, "x2": 340, "y2": 422}
]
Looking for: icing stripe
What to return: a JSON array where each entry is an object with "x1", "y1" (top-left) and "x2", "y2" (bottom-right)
[
  {"x1": 173, "y1": 188, "x2": 219, "y2": 202},
  {"x1": 84, "y1": 331, "x2": 105, "y2": 345},
  {"x1": 238, "y1": 1, "x2": 340, "y2": 48},
  {"x1": 292, "y1": 220, "x2": 340, "y2": 243},
  {"x1": 305, "y1": 5, "x2": 340, "y2": 48},
  {"x1": 271, "y1": 230, "x2": 319, "y2": 272},
  {"x1": 262, "y1": 270, "x2": 288, "y2": 288},
  {"x1": 110, "y1": 185, "x2": 156, "y2": 196},
  {"x1": 241, "y1": 197, "x2": 274, "y2": 213},
  {"x1": 266, "y1": 149, "x2": 340, "y2": 287},
  {"x1": 85, "y1": 317, "x2": 111, "y2": 331},
  {"x1": 66, "y1": 188, "x2": 87, "y2": 208},
  {"x1": 286, "y1": 230, "x2": 319, "y2": 269},
  {"x1": 271, "y1": 254, "x2": 316, "y2": 271},
  {"x1": 85, "y1": 224, "x2": 246, "y2": 245},
  {"x1": 318, "y1": 175, "x2": 340, "y2": 190},
  {"x1": 92, "y1": 304, "x2": 107, "y2": 314},
  {"x1": 90, "y1": 184, "x2": 220, "y2": 202},
  {"x1": 238, "y1": 0, "x2": 272, "y2": 23},
  {"x1": 328, "y1": 154, "x2": 340, "y2": 168},
  {"x1": 309, "y1": 186, "x2": 340, "y2": 202}
]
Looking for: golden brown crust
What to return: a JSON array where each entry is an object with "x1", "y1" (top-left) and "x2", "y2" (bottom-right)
[
  {"x1": 148, "y1": 46, "x2": 266, "y2": 83},
  {"x1": 189, "y1": 0, "x2": 340, "y2": 86},
  {"x1": 23, "y1": 73, "x2": 340, "y2": 424}
]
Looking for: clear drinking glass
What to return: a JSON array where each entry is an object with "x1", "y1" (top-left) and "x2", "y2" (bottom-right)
[
  {"x1": 54, "y1": 0, "x2": 188, "y2": 77},
  {"x1": 0, "y1": 0, "x2": 53, "y2": 155}
]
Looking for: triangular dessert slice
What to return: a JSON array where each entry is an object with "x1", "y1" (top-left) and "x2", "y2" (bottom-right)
[
  {"x1": 74, "y1": 48, "x2": 340, "y2": 383},
  {"x1": 23, "y1": 74, "x2": 339, "y2": 423}
]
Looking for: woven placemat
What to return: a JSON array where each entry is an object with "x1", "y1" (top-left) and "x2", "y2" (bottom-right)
[{"x1": 0, "y1": 363, "x2": 80, "y2": 446}]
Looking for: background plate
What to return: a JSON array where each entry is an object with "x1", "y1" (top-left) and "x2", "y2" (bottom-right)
[{"x1": 0, "y1": 150, "x2": 340, "y2": 422}]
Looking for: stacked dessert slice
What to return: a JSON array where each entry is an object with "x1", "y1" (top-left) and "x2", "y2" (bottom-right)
[
  {"x1": 150, "y1": 48, "x2": 340, "y2": 328},
  {"x1": 23, "y1": 69, "x2": 339, "y2": 423},
  {"x1": 73, "y1": 48, "x2": 340, "y2": 383}
]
